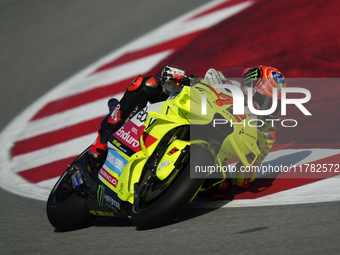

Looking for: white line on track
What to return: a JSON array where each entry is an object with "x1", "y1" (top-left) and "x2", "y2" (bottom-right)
[
  {"x1": 13, "y1": 133, "x2": 96, "y2": 173},
  {"x1": 17, "y1": 97, "x2": 113, "y2": 140},
  {"x1": 46, "y1": 50, "x2": 173, "y2": 101},
  {"x1": 127, "y1": 1, "x2": 253, "y2": 52}
]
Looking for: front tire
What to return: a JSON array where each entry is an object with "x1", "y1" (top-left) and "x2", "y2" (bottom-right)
[
  {"x1": 46, "y1": 150, "x2": 96, "y2": 231},
  {"x1": 131, "y1": 145, "x2": 213, "y2": 229}
]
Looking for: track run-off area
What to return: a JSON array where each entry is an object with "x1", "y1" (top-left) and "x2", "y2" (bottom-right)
[{"x1": 1, "y1": 0, "x2": 340, "y2": 206}]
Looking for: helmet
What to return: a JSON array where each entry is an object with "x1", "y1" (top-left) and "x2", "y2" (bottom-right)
[
  {"x1": 241, "y1": 65, "x2": 286, "y2": 118},
  {"x1": 161, "y1": 64, "x2": 186, "y2": 94}
]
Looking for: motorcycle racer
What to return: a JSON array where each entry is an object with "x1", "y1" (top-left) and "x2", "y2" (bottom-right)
[
  {"x1": 230, "y1": 66, "x2": 286, "y2": 190},
  {"x1": 88, "y1": 64, "x2": 185, "y2": 162},
  {"x1": 88, "y1": 64, "x2": 286, "y2": 199}
]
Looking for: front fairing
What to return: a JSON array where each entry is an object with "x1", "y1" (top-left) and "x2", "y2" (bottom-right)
[
  {"x1": 190, "y1": 67, "x2": 260, "y2": 167},
  {"x1": 99, "y1": 93, "x2": 191, "y2": 208}
]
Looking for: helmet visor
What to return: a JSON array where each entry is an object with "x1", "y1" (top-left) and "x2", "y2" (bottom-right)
[{"x1": 252, "y1": 92, "x2": 281, "y2": 118}]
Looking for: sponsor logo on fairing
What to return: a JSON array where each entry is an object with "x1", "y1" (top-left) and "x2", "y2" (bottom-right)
[
  {"x1": 103, "y1": 150, "x2": 128, "y2": 177},
  {"x1": 136, "y1": 107, "x2": 149, "y2": 122},
  {"x1": 115, "y1": 126, "x2": 139, "y2": 147},
  {"x1": 97, "y1": 184, "x2": 121, "y2": 210},
  {"x1": 99, "y1": 168, "x2": 118, "y2": 188},
  {"x1": 167, "y1": 147, "x2": 179, "y2": 155},
  {"x1": 111, "y1": 119, "x2": 158, "y2": 156},
  {"x1": 104, "y1": 194, "x2": 120, "y2": 210}
]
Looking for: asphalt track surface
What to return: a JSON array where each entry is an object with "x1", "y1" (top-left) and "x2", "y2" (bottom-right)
[{"x1": 1, "y1": 1, "x2": 340, "y2": 254}]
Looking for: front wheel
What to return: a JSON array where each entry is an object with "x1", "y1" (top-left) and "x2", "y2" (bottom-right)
[
  {"x1": 46, "y1": 150, "x2": 96, "y2": 231},
  {"x1": 131, "y1": 145, "x2": 213, "y2": 229}
]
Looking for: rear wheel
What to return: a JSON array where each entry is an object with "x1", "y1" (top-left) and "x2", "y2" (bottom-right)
[
  {"x1": 131, "y1": 145, "x2": 213, "y2": 229},
  {"x1": 46, "y1": 149, "x2": 96, "y2": 231}
]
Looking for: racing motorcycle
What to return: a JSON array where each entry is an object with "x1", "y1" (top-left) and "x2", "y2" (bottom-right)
[{"x1": 46, "y1": 68, "x2": 261, "y2": 231}]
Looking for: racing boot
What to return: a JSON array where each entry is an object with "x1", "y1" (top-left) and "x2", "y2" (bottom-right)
[{"x1": 89, "y1": 97, "x2": 119, "y2": 168}]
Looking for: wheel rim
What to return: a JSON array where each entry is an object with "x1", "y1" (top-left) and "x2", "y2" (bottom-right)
[{"x1": 136, "y1": 152, "x2": 189, "y2": 211}]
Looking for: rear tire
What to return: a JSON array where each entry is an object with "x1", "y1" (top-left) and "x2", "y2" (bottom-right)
[{"x1": 131, "y1": 145, "x2": 213, "y2": 229}]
